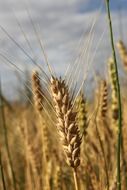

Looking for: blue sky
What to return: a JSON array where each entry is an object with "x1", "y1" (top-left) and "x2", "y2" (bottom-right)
[
  {"x1": 78, "y1": 0, "x2": 127, "y2": 12},
  {"x1": 0, "y1": 0, "x2": 127, "y2": 99}
]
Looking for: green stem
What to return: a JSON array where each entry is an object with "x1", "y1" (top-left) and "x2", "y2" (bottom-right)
[{"x1": 105, "y1": 1, "x2": 122, "y2": 190}]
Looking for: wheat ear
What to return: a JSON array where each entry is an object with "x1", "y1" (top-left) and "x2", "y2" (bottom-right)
[
  {"x1": 32, "y1": 70, "x2": 43, "y2": 112},
  {"x1": 108, "y1": 58, "x2": 119, "y2": 124},
  {"x1": 50, "y1": 76, "x2": 81, "y2": 190},
  {"x1": 76, "y1": 92, "x2": 87, "y2": 136},
  {"x1": 99, "y1": 80, "x2": 108, "y2": 119},
  {"x1": 117, "y1": 40, "x2": 127, "y2": 71}
]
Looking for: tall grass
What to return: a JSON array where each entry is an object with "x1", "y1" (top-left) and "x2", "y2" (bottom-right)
[{"x1": 105, "y1": 0, "x2": 122, "y2": 189}]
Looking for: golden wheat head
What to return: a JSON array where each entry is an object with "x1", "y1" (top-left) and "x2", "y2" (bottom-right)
[
  {"x1": 32, "y1": 70, "x2": 43, "y2": 112},
  {"x1": 50, "y1": 76, "x2": 81, "y2": 169},
  {"x1": 117, "y1": 40, "x2": 127, "y2": 70},
  {"x1": 108, "y1": 58, "x2": 118, "y2": 122}
]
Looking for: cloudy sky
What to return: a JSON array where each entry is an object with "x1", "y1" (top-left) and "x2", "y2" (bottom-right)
[{"x1": 0, "y1": 0, "x2": 127, "y2": 99}]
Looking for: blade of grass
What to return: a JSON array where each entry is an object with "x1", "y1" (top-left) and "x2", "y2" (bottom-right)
[{"x1": 105, "y1": 1, "x2": 122, "y2": 190}]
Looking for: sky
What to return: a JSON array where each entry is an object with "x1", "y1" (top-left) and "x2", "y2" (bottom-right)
[{"x1": 0, "y1": 0, "x2": 127, "y2": 99}]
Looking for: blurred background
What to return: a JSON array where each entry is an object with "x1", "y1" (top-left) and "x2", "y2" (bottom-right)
[{"x1": 0, "y1": 0, "x2": 127, "y2": 100}]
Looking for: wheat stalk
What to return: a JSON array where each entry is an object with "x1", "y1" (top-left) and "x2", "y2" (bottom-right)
[{"x1": 105, "y1": 0, "x2": 122, "y2": 189}]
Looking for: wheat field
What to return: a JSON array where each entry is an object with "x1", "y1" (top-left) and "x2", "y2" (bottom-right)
[{"x1": 0, "y1": 0, "x2": 127, "y2": 190}]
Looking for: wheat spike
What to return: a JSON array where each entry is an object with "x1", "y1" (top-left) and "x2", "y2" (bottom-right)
[
  {"x1": 117, "y1": 40, "x2": 127, "y2": 71},
  {"x1": 108, "y1": 58, "x2": 118, "y2": 122},
  {"x1": 76, "y1": 92, "x2": 87, "y2": 135},
  {"x1": 32, "y1": 71, "x2": 43, "y2": 112},
  {"x1": 99, "y1": 80, "x2": 108, "y2": 119},
  {"x1": 97, "y1": 79, "x2": 113, "y2": 139},
  {"x1": 42, "y1": 120, "x2": 50, "y2": 162},
  {"x1": 50, "y1": 76, "x2": 81, "y2": 169}
]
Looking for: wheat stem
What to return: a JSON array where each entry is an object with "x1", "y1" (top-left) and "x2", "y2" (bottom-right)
[
  {"x1": 0, "y1": 150, "x2": 6, "y2": 190},
  {"x1": 105, "y1": 1, "x2": 122, "y2": 190},
  {"x1": 73, "y1": 168, "x2": 79, "y2": 190}
]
